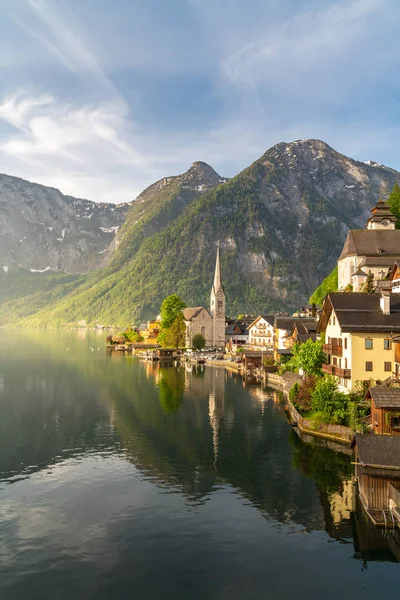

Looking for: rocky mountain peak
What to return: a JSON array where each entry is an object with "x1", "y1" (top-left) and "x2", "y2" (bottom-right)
[{"x1": 183, "y1": 161, "x2": 228, "y2": 188}]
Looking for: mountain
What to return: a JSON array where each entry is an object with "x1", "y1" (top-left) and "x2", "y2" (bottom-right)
[
  {"x1": 1, "y1": 139, "x2": 400, "y2": 327},
  {"x1": 0, "y1": 173, "x2": 130, "y2": 274}
]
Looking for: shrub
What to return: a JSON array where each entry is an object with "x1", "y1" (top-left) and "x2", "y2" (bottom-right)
[
  {"x1": 262, "y1": 355, "x2": 275, "y2": 366},
  {"x1": 192, "y1": 333, "x2": 206, "y2": 351},
  {"x1": 311, "y1": 376, "x2": 348, "y2": 423}
]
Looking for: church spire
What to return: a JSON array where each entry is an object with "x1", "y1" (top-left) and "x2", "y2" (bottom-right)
[
  {"x1": 213, "y1": 241, "x2": 223, "y2": 293},
  {"x1": 366, "y1": 187, "x2": 397, "y2": 230}
]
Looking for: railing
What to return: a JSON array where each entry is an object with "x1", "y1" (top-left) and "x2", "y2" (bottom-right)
[
  {"x1": 389, "y1": 484, "x2": 400, "y2": 511},
  {"x1": 322, "y1": 363, "x2": 351, "y2": 378},
  {"x1": 322, "y1": 343, "x2": 343, "y2": 357}
]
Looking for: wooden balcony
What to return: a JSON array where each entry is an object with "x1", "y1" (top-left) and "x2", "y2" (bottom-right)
[
  {"x1": 322, "y1": 343, "x2": 343, "y2": 357},
  {"x1": 322, "y1": 363, "x2": 351, "y2": 378}
]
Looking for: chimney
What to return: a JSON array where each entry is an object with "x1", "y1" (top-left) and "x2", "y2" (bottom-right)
[{"x1": 380, "y1": 292, "x2": 390, "y2": 315}]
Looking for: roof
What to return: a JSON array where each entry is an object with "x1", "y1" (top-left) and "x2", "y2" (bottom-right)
[
  {"x1": 183, "y1": 307, "x2": 208, "y2": 321},
  {"x1": 338, "y1": 230, "x2": 400, "y2": 261},
  {"x1": 359, "y1": 256, "x2": 400, "y2": 268},
  {"x1": 355, "y1": 434, "x2": 400, "y2": 477},
  {"x1": 139, "y1": 322, "x2": 148, "y2": 331},
  {"x1": 351, "y1": 267, "x2": 367, "y2": 277},
  {"x1": 275, "y1": 316, "x2": 316, "y2": 331},
  {"x1": 248, "y1": 314, "x2": 275, "y2": 329},
  {"x1": 278, "y1": 349, "x2": 293, "y2": 355},
  {"x1": 225, "y1": 323, "x2": 249, "y2": 335},
  {"x1": 318, "y1": 293, "x2": 400, "y2": 333},
  {"x1": 368, "y1": 387, "x2": 400, "y2": 408}
]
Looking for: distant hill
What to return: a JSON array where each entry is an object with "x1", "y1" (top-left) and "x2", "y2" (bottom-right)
[{"x1": 1, "y1": 139, "x2": 400, "y2": 326}]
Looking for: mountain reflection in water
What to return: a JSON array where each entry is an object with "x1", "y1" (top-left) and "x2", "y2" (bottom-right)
[{"x1": 0, "y1": 329, "x2": 399, "y2": 600}]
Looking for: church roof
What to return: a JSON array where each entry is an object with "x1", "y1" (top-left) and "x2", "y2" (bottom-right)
[
  {"x1": 183, "y1": 307, "x2": 208, "y2": 321},
  {"x1": 338, "y1": 229, "x2": 400, "y2": 261},
  {"x1": 359, "y1": 256, "x2": 400, "y2": 268}
]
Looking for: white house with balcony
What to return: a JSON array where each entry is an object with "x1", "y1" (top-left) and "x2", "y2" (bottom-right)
[{"x1": 247, "y1": 315, "x2": 275, "y2": 349}]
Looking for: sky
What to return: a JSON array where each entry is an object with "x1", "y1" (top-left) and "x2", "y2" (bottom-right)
[{"x1": 0, "y1": 0, "x2": 400, "y2": 203}]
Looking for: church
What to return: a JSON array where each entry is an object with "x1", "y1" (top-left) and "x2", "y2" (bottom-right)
[
  {"x1": 338, "y1": 194, "x2": 400, "y2": 291},
  {"x1": 183, "y1": 244, "x2": 226, "y2": 348}
]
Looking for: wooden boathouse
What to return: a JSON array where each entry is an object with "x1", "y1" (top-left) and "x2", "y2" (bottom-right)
[
  {"x1": 367, "y1": 387, "x2": 400, "y2": 436},
  {"x1": 354, "y1": 434, "x2": 400, "y2": 527}
]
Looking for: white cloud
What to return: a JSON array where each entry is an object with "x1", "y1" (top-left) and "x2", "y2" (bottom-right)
[{"x1": 224, "y1": 0, "x2": 387, "y2": 85}]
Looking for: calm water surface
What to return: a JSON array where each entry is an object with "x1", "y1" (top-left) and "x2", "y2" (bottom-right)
[{"x1": 0, "y1": 330, "x2": 399, "y2": 600}]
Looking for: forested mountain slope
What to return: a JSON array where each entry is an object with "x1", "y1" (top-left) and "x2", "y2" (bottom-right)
[{"x1": 2, "y1": 140, "x2": 400, "y2": 326}]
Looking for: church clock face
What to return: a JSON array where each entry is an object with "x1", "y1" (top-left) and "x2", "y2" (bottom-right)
[
  {"x1": 381, "y1": 219, "x2": 390, "y2": 227},
  {"x1": 217, "y1": 291, "x2": 223, "y2": 298}
]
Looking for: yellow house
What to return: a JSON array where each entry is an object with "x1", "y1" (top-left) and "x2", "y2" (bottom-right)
[
  {"x1": 141, "y1": 319, "x2": 160, "y2": 344},
  {"x1": 318, "y1": 292, "x2": 400, "y2": 393}
]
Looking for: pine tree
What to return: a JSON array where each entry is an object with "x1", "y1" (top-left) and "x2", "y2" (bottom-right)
[{"x1": 363, "y1": 271, "x2": 375, "y2": 293}]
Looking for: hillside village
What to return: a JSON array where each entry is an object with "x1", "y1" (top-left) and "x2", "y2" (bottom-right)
[{"x1": 115, "y1": 191, "x2": 400, "y2": 529}]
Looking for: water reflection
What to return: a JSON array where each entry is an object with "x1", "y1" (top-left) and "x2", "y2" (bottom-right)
[{"x1": 0, "y1": 329, "x2": 399, "y2": 599}]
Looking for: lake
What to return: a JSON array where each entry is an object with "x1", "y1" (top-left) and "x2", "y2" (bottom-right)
[{"x1": 0, "y1": 329, "x2": 399, "y2": 600}]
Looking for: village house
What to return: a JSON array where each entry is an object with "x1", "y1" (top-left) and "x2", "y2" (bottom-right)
[
  {"x1": 273, "y1": 316, "x2": 317, "y2": 362},
  {"x1": 338, "y1": 196, "x2": 400, "y2": 290},
  {"x1": 367, "y1": 387, "x2": 400, "y2": 436},
  {"x1": 318, "y1": 292, "x2": 400, "y2": 393},
  {"x1": 140, "y1": 319, "x2": 161, "y2": 344},
  {"x1": 247, "y1": 315, "x2": 275, "y2": 349},
  {"x1": 354, "y1": 433, "x2": 400, "y2": 527},
  {"x1": 284, "y1": 320, "x2": 318, "y2": 349},
  {"x1": 225, "y1": 318, "x2": 253, "y2": 349},
  {"x1": 388, "y1": 262, "x2": 400, "y2": 294}
]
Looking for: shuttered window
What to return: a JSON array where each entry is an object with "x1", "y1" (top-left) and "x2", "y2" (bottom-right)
[
  {"x1": 365, "y1": 361, "x2": 373, "y2": 372},
  {"x1": 384, "y1": 362, "x2": 392, "y2": 372}
]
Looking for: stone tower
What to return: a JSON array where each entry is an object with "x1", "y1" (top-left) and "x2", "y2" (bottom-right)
[{"x1": 210, "y1": 243, "x2": 226, "y2": 347}]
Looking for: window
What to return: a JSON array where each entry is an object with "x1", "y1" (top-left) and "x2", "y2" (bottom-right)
[
  {"x1": 201, "y1": 327, "x2": 206, "y2": 337},
  {"x1": 384, "y1": 362, "x2": 392, "y2": 372},
  {"x1": 344, "y1": 358, "x2": 348, "y2": 369},
  {"x1": 384, "y1": 339, "x2": 391, "y2": 350},
  {"x1": 393, "y1": 417, "x2": 400, "y2": 429},
  {"x1": 365, "y1": 361, "x2": 373, "y2": 372},
  {"x1": 344, "y1": 338, "x2": 347, "y2": 350},
  {"x1": 333, "y1": 316, "x2": 336, "y2": 326},
  {"x1": 365, "y1": 339, "x2": 373, "y2": 349},
  {"x1": 217, "y1": 300, "x2": 223, "y2": 309}
]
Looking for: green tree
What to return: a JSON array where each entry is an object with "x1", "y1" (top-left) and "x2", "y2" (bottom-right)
[
  {"x1": 192, "y1": 333, "x2": 206, "y2": 351},
  {"x1": 309, "y1": 266, "x2": 338, "y2": 305},
  {"x1": 296, "y1": 338, "x2": 325, "y2": 376},
  {"x1": 160, "y1": 294, "x2": 186, "y2": 329},
  {"x1": 311, "y1": 376, "x2": 348, "y2": 422},
  {"x1": 170, "y1": 313, "x2": 186, "y2": 348},
  {"x1": 123, "y1": 328, "x2": 144, "y2": 342},
  {"x1": 387, "y1": 183, "x2": 400, "y2": 228},
  {"x1": 363, "y1": 270, "x2": 375, "y2": 293}
]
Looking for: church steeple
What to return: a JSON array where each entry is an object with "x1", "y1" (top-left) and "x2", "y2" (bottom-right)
[
  {"x1": 367, "y1": 187, "x2": 397, "y2": 230},
  {"x1": 212, "y1": 241, "x2": 223, "y2": 294},
  {"x1": 210, "y1": 242, "x2": 226, "y2": 347}
]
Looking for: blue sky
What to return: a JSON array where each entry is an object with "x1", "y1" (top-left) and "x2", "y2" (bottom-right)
[{"x1": 0, "y1": 0, "x2": 399, "y2": 203}]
